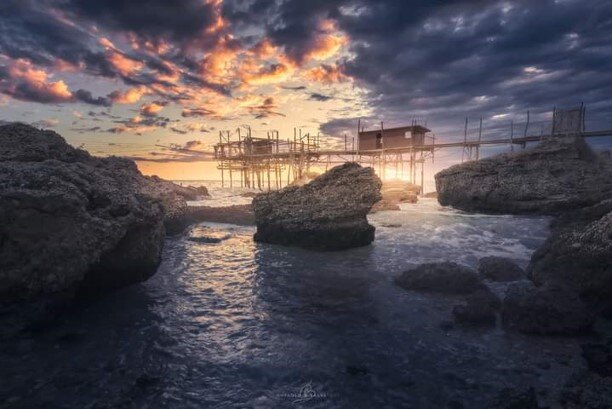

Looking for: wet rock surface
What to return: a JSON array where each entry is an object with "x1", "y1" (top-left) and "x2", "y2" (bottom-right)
[
  {"x1": 478, "y1": 256, "x2": 525, "y2": 282},
  {"x1": 395, "y1": 262, "x2": 484, "y2": 295},
  {"x1": 188, "y1": 204, "x2": 254, "y2": 226},
  {"x1": 435, "y1": 136, "x2": 612, "y2": 215},
  {"x1": 529, "y1": 199, "x2": 612, "y2": 302},
  {"x1": 0, "y1": 123, "x2": 165, "y2": 300},
  {"x1": 252, "y1": 162, "x2": 382, "y2": 250},
  {"x1": 452, "y1": 286, "x2": 501, "y2": 326},
  {"x1": 370, "y1": 179, "x2": 419, "y2": 213},
  {"x1": 501, "y1": 282, "x2": 594, "y2": 335}
]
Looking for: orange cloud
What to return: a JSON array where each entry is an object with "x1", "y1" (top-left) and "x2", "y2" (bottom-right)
[
  {"x1": 5, "y1": 59, "x2": 73, "y2": 102},
  {"x1": 107, "y1": 52, "x2": 143, "y2": 76},
  {"x1": 305, "y1": 33, "x2": 348, "y2": 61},
  {"x1": 304, "y1": 64, "x2": 348, "y2": 84},
  {"x1": 109, "y1": 86, "x2": 148, "y2": 104},
  {"x1": 140, "y1": 102, "x2": 165, "y2": 116}
]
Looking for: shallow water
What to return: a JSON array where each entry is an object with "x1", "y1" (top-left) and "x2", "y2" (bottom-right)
[{"x1": 0, "y1": 197, "x2": 593, "y2": 408}]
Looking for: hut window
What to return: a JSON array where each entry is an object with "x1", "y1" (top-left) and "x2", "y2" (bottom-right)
[{"x1": 404, "y1": 131, "x2": 412, "y2": 139}]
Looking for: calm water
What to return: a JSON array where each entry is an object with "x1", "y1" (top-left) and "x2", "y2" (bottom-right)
[{"x1": 0, "y1": 195, "x2": 591, "y2": 408}]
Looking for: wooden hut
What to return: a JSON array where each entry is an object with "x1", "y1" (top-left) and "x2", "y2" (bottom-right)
[{"x1": 358, "y1": 125, "x2": 430, "y2": 150}]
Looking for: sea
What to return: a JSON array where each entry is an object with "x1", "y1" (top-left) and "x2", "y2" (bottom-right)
[{"x1": 1, "y1": 182, "x2": 594, "y2": 408}]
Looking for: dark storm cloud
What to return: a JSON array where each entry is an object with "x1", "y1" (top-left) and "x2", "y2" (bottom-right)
[
  {"x1": 63, "y1": 0, "x2": 218, "y2": 43},
  {"x1": 223, "y1": 0, "x2": 612, "y2": 136},
  {"x1": 0, "y1": 0, "x2": 115, "y2": 76},
  {"x1": 74, "y1": 90, "x2": 112, "y2": 107}
]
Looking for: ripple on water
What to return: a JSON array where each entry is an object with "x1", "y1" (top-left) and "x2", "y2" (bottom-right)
[{"x1": 3, "y1": 198, "x2": 591, "y2": 409}]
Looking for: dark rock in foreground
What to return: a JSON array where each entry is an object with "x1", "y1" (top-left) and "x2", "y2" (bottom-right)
[
  {"x1": 501, "y1": 281, "x2": 594, "y2": 335},
  {"x1": 252, "y1": 162, "x2": 382, "y2": 250},
  {"x1": 581, "y1": 340, "x2": 612, "y2": 377},
  {"x1": 452, "y1": 286, "x2": 501, "y2": 326},
  {"x1": 478, "y1": 256, "x2": 525, "y2": 282},
  {"x1": 0, "y1": 123, "x2": 165, "y2": 300},
  {"x1": 435, "y1": 136, "x2": 612, "y2": 215},
  {"x1": 529, "y1": 199, "x2": 612, "y2": 302},
  {"x1": 491, "y1": 387, "x2": 540, "y2": 409},
  {"x1": 395, "y1": 262, "x2": 484, "y2": 295}
]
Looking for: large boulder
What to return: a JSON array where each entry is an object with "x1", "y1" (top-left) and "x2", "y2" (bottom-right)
[
  {"x1": 0, "y1": 123, "x2": 165, "y2": 300},
  {"x1": 370, "y1": 179, "x2": 419, "y2": 213},
  {"x1": 478, "y1": 256, "x2": 526, "y2": 282},
  {"x1": 252, "y1": 162, "x2": 382, "y2": 250},
  {"x1": 501, "y1": 281, "x2": 594, "y2": 335},
  {"x1": 529, "y1": 199, "x2": 612, "y2": 302},
  {"x1": 435, "y1": 136, "x2": 612, "y2": 215},
  {"x1": 395, "y1": 262, "x2": 484, "y2": 295}
]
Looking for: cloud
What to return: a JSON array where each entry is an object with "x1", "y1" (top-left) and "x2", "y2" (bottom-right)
[
  {"x1": 309, "y1": 92, "x2": 333, "y2": 101},
  {"x1": 181, "y1": 107, "x2": 215, "y2": 117}
]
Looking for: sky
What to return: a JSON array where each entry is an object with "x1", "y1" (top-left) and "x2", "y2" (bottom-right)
[{"x1": 1, "y1": 0, "x2": 612, "y2": 182}]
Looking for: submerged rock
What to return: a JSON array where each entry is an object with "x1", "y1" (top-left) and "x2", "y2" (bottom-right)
[
  {"x1": 370, "y1": 179, "x2": 419, "y2": 213},
  {"x1": 0, "y1": 123, "x2": 165, "y2": 300},
  {"x1": 395, "y1": 262, "x2": 483, "y2": 295},
  {"x1": 435, "y1": 136, "x2": 612, "y2": 215},
  {"x1": 529, "y1": 199, "x2": 612, "y2": 302},
  {"x1": 252, "y1": 162, "x2": 382, "y2": 250},
  {"x1": 478, "y1": 256, "x2": 525, "y2": 282},
  {"x1": 501, "y1": 281, "x2": 594, "y2": 335},
  {"x1": 491, "y1": 387, "x2": 540, "y2": 409},
  {"x1": 452, "y1": 286, "x2": 501, "y2": 326},
  {"x1": 581, "y1": 341, "x2": 612, "y2": 377}
]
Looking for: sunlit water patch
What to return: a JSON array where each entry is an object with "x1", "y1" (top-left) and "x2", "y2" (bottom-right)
[{"x1": 2, "y1": 197, "x2": 593, "y2": 409}]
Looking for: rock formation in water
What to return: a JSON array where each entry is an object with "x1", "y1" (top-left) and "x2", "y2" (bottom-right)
[
  {"x1": 0, "y1": 123, "x2": 166, "y2": 300},
  {"x1": 529, "y1": 199, "x2": 612, "y2": 303},
  {"x1": 501, "y1": 281, "x2": 594, "y2": 335},
  {"x1": 478, "y1": 256, "x2": 525, "y2": 282},
  {"x1": 252, "y1": 162, "x2": 382, "y2": 250},
  {"x1": 435, "y1": 136, "x2": 612, "y2": 215},
  {"x1": 435, "y1": 136, "x2": 612, "y2": 321},
  {"x1": 370, "y1": 179, "x2": 419, "y2": 213},
  {"x1": 395, "y1": 262, "x2": 484, "y2": 294}
]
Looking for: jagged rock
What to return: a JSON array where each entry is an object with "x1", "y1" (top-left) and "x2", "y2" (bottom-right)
[
  {"x1": 501, "y1": 281, "x2": 594, "y2": 335},
  {"x1": 478, "y1": 256, "x2": 526, "y2": 282},
  {"x1": 435, "y1": 137, "x2": 612, "y2": 215},
  {"x1": 453, "y1": 286, "x2": 501, "y2": 325},
  {"x1": 561, "y1": 373, "x2": 612, "y2": 409},
  {"x1": 370, "y1": 199, "x2": 401, "y2": 213},
  {"x1": 145, "y1": 176, "x2": 209, "y2": 200},
  {"x1": 395, "y1": 262, "x2": 484, "y2": 295},
  {"x1": 581, "y1": 341, "x2": 612, "y2": 377},
  {"x1": 491, "y1": 387, "x2": 540, "y2": 409},
  {"x1": 0, "y1": 123, "x2": 165, "y2": 300},
  {"x1": 252, "y1": 162, "x2": 382, "y2": 250},
  {"x1": 370, "y1": 180, "x2": 419, "y2": 213},
  {"x1": 529, "y1": 199, "x2": 612, "y2": 302}
]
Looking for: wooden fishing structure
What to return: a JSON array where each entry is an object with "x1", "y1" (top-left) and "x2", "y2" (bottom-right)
[{"x1": 158, "y1": 104, "x2": 612, "y2": 192}]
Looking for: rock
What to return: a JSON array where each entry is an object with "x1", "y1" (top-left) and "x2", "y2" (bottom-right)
[
  {"x1": 581, "y1": 341, "x2": 612, "y2": 377},
  {"x1": 370, "y1": 199, "x2": 401, "y2": 213},
  {"x1": 145, "y1": 176, "x2": 209, "y2": 200},
  {"x1": 0, "y1": 123, "x2": 165, "y2": 301},
  {"x1": 561, "y1": 372, "x2": 612, "y2": 409},
  {"x1": 529, "y1": 199, "x2": 612, "y2": 302},
  {"x1": 252, "y1": 162, "x2": 382, "y2": 250},
  {"x1": 239, "y1": 191, "x2": 258, "y2": 198},
  {"x1": 370, "y1": 179, "x2": 419, "y2": 212},
  {"x1": 423, "y1": 191, "x2": 438, "y2": 198},
  {"x1": 478, "y1": 256, "x2": 525, "y2": 282},
  {"x1": 381, "y1": 223, "x2": 402, "y2": 228},
  {"x1": 435, "y1": 136, "x2": 612, "y2": 215},
  {"x1": 501, "y1": 281, "x2": 594, "y2": 335},
  {"x1": 187, "y1": 235, "x2": 226, "y2": 244},
  {"x1": 452, "y1": 286, "x2": 501, "y2": 325},
  {"x1": 395, "y1": 262, "x2": 484, "y2": 295},
  {"x1": 189, "y1": 204, "x2": 254, "y2": 225},
  {"x1": 491, "y1": 387, "x2": 540, "y2": 409}
]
